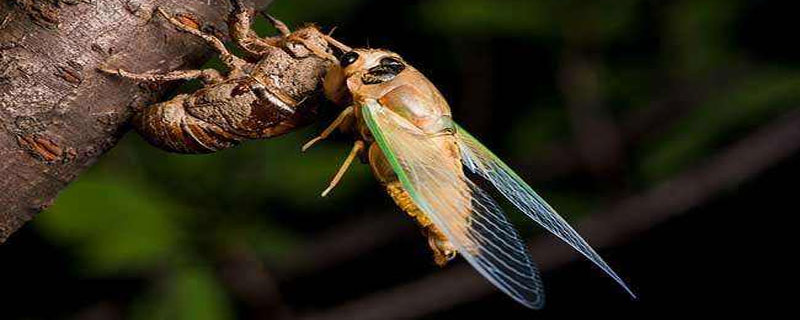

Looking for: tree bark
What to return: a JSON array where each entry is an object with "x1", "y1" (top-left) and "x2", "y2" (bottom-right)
[{"x1": 0, "y1": 0, "x2": 285, "y2": 242}]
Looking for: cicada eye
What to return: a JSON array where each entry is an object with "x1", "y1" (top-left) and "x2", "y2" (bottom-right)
[
  {"x1": 380, "y1": 57, "x2": 403, "y2": 68},
  {"x1": 341, "y1": 51, "x2": 359, "y2": 67}
]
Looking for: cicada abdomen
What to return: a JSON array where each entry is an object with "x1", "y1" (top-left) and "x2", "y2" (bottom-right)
[
  {"x1": 132, "y1": 92, "x2": 243, "y2": 154},
  {"x1": 133, "y1": 76, "x2": 294, "y2": 154}
]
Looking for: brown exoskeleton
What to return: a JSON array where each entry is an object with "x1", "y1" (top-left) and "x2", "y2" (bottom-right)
[
  {"x1": 100, "y1": 1, "x2": 339, "y2": 153},
  {"x1": 305, "y1": 48, "x2": 636, "y2": 308}
]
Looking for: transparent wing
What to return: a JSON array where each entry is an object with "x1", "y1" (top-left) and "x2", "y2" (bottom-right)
[
  {"x1": 363, "y1": 101, "x2": 545, "y2": 309},
  {"x1": 456, "y1": 125, "x2": 636, "y2": 298}
]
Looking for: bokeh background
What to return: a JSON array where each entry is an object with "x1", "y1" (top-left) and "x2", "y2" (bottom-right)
[{"x1": 2, "y1": 0, "x2": 797, "y2": 318}]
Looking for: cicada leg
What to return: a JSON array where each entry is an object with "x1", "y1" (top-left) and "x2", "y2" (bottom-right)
[
  {"x1": 320, "y1": 140, "x2": 364, "y2": 197},
  {"x1": 425, "y1": 225, "x2": 458, "y2": 266},
  {"x1": 302, "y1": 106, "x2": 354, "y2": 152},
  {"x1": 302, "y1": 106, "x2": 360, "y2": 196}
]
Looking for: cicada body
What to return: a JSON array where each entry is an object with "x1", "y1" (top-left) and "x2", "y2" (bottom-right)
[{"x1": 307, "y1": 48, "x2": 635, "y2": 308}]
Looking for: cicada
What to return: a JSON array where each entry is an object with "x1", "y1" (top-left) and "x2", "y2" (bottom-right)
[{"x1": 302, "y1": 47, "x2": 636, "y2": 308}]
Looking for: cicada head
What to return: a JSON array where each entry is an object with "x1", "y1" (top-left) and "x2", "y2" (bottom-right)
[{"x1": 324, "y1": 49, "x2": 407, "y2": 106}]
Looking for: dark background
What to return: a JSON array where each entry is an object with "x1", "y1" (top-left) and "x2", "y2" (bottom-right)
[{"x1": 1, "y1": 0, "x2": 797, "y2": 318}]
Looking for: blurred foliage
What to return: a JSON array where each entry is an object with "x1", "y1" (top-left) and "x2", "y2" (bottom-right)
[
  {"x1": 640, "y1": 69, "x2": 800, "y2": 181},
  {"x1": 2, "y1": 0, "x2": 798, "y2": 318},
  {"x1": 130, "y1": 265, "x2": 233, "y2": 320},
  {"x1": 663, "y1": 0, "x2": 743, "y2": 78},
  {"x1": 421, "y1": 0, "x2": 640, "y2": 42},
  {"x1": 37, "y1": 172, "x2": 185, "y2": 274}
]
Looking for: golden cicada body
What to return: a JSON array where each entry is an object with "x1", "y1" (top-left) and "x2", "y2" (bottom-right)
[{"x1": 306, "y1": 48, "x2": 636, "y2": 309}]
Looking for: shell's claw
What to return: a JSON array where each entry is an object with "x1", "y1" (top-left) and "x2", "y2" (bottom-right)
[
  {"x1": 262, "y1": 12, "x2": 291, "y2": 37},
  {"x1": 97, "y1": 67, "x2": 120, "y2": 75}
]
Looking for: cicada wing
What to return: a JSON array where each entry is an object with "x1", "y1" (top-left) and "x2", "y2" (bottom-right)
[
  {"x1": 363, "y1": 101, "x2": 545, "y2": 309},
  {"x1": 455, "y1": 126, "x2": 636, "y2": 298}
]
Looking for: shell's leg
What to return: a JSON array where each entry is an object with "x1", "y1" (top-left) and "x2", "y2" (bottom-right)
[
  {"x1": 232, "y1": 0, "x2": 341, "y2": 63},
  {"x1": 230, "y1": 0, "x2": 289, "y2": 52},
  {"x1": 228, "y1": 0, "x2": 276, "y2": 58},
  {"x1": 98, "y1": 68, "x2": 224, "y2": 85},
  {"x1": 262, "y1": 13, "x2": 291, "y2": 37},
  {"x1": 301, "y1": 106, "x2": 354, "y2": 152},
  {"x1": 227, "y1": 0, "x2": 301, "y2": 112},
  {"x1": 156, "y1": 7, "x2": 247, "y2": 75},
  {"x1": 368, "y1": 142, "x2": 457, "y2": 266},
  {"x1": 258, "y1": 11, "x2": 339, "y2": 63}
]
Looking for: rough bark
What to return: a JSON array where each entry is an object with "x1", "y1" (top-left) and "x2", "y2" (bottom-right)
[{"x1": 0, "y1": 0, "x2": 294, "y2": 242}]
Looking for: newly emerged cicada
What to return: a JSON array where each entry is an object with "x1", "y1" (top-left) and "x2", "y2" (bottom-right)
[{"x1": 305, "y1": 47, "x2": 636, "y2": 308}]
